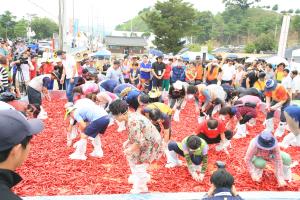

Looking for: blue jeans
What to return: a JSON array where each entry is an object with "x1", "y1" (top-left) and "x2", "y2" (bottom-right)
[
  {"x1": 65, "y1": 77, "x2": 79, "y2": 102},
  {"x1": 168, "y1": 141, "x2": 202, "y2": 165}
]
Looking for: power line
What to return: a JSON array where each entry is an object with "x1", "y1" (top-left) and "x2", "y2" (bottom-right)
[{"x1": 26, "y1": 0, "x2": 57, "y2": 21}]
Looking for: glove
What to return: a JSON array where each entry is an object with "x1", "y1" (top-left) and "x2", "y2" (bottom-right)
[
  {"x1": 198, "y1": 173, "x2": 205, "y2": 181},
  {"x1": 191, "y1": 172, "x2": 201, "y2": 181}
]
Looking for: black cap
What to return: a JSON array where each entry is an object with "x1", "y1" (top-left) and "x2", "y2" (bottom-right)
[
  {"x1": 0, "y1": 110, "x2": 44, "y2": 151},
  {"x1": 51, "y1": 70, "x2": 60, "y2": 80},
  {"x1": 56, "y1": 50, "x2": 66, "y2": 56},
  {"x1": 113, "y1": 60, "x2": 120, "y2": 65}
]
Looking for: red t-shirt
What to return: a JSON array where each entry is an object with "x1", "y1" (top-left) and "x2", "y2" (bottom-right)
[
  {"x1": 30, "y1": 60, "x2": 38, "y2": 80},
  {"x1": 196, "y1": 119, "x2": 225, "y2": 138},
  {"x1": 163, "y1": 65, "x2": 171, "y2": 79}
]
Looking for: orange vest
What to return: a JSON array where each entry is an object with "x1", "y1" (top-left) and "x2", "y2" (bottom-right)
[
  {"x1": 195, "y1": 65, "x2": 203, "y2": 80},
  {"x1": 206, "y1": 66, "x2": 219, "y2": 81}
]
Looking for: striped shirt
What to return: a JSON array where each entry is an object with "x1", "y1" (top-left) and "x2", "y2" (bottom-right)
[{"x1": 0, "y1": 65, "x2": 9, "y2": 91}]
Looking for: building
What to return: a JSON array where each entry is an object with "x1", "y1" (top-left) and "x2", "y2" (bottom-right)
[{"x1": 104, "y1": 36, "x2": 147, "y2": 56}]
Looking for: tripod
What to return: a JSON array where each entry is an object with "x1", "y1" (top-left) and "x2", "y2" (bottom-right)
[{"x1": 15, "y1": 65, "x2": 27, "y2": 96}]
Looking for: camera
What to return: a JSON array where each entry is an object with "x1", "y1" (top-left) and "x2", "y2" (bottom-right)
[
  {"x1": 19, "y1": 57, "x2": 29, "y2": 65},
  {"x1": 216, "y1": 161, "x2": 226, "y2": 169}
]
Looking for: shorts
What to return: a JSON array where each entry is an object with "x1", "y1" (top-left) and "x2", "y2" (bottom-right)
[
  {"x1": 162, "y1": 79, "x2": 170, "y2": 91},
  {"x1": 84, "y1": 116, "x2": 110, "y2": 138},
  {"x1": 152, "y1": 78, "x2": 163, "y2": 88}
]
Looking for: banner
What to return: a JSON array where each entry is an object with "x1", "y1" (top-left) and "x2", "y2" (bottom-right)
[{"x1": 278, "y1": 15, "x2": 290, "y2": 58}]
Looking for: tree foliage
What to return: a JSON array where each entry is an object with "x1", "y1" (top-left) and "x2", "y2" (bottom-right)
[
  {"x1": 272, "y1": 4, "x2": 278, "y2": 11},
  {"x1": 142, "y1": 0, "x2": 197, "y2": 54},
  {"x1": 0, "y1": 11, "x2": 58, "y2": 40},
  {"x1": 115, "y1": 8, "x2": 150, "y2": 32},
  {"x1": 31, "y1": 17, "x2": 58, "y2": 40},
  {"x1": 0, "y1": 11, "x2": 16, "y2": 39},
  {"x1": 292, "y1": 15, "x2": 300, "y2": 40},
  {"x1": 245, "y1": 33, "x2": 276, "y2": 53},
  {"x1": 222, "y1": 0, "x2": 261, "y2": 10}
]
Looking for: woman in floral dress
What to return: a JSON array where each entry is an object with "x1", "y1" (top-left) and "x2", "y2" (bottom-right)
[{"x1": 109, "y1": 99, "x2": 163, "y2": 193}]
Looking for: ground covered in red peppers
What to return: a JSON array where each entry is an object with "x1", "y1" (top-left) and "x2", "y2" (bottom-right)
[{"x1": 14, "y1": 93, "x2": 300, "y2": 196}]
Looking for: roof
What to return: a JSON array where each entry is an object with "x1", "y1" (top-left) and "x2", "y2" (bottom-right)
[{"x1": 104, "y1": 36, "x2": 147, "y2": 47}]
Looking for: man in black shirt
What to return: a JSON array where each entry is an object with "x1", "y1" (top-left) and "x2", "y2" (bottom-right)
[
  {"x1": 0, "y1": 110, "x2": 44, "y2": 199},
  {"x1": 151, "y1": 56, "x2": 166, "y2": 90}
]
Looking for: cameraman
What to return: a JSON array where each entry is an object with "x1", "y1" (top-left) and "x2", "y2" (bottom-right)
[
  {"x1": 10, "y1": 51, "x2": 34, "y2": 96},
  {"x1": 203, "y1": 163, "x2": 243, "y2": 200}
]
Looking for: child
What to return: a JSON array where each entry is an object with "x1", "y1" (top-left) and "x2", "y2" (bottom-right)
[
  {"x1": 129, "y1": 62, "x2": 140, "y2": 86},
  {"x1": 185, "y1": 62, "x2": 197, "y2": 85},
  {"x1": 167, "y1": 135, "x2": 208, "y2": 182},
  {"x1": 162, "y1": 59, "x2": 172, "y2": 101}
]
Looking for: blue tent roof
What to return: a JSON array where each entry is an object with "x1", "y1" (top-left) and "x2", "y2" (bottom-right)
[
  {"x1": 149, "y1": 49, "x2": 163, "y2": 57},
  {"x1": 93, "y1": 49, "x2": 111, "y2": 57}
]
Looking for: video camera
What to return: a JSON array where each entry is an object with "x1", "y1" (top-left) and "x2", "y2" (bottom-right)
[{"x1": 19, "y1": 57, "x2": 29, "y2": 65}]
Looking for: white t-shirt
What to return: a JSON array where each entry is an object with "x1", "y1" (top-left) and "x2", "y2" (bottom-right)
[
  {"x1": 282, "y1": 76, "x2": 292, "y2": 90},
  {"x1": 222, "y1": 64, "x2": 236, "y2": 81},
  {"x1": 292, "y1": 75, "x2": 300, "y2": 93},
  {"x1": 28, "y1": 74, "x2": 51, "y2": 92},
  {"x1": 62, "y1": 56, "x2": 77, "y2": 79},
  {"x1": 16, "y1": 64, "x2": 30, "y2": 82}
]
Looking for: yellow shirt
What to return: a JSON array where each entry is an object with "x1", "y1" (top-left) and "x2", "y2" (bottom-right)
[
  {"x1": 254, "y1": 80, "x2": 266, "y2": 91},
  {"x1": 146, "y1": 102, "x2": 173, "y2": 115}
]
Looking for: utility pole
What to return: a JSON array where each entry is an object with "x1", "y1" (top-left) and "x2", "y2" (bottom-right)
[{"x1": 58, "y1": 0, "x2": 65, "y2": 50}]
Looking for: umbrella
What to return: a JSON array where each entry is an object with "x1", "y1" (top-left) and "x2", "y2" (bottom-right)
[
  {"x1": 226, "y1": 54, "x2": 238, "y2": 59},
  {"x1": 245, "y1": 57, "x2": 258, "y2": 63},
  {"x1": 266, "y1": 56, "x2": 288, "y2": 65},
  {"x1": 92, "y1": 49, "x2": 111, "y2": 57},
  {"x1": 181, "y1": 53, "x2": 190, "y2": 61},
  {"x1": 206, "y1": 53, "x2": 216, "y2": 60},
  {"x1": 149, "y1": 49, "x2": 163, "y2": 57}
]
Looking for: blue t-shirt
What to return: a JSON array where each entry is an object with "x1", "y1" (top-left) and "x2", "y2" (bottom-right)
[
  {"x1": 113, "y1": 83, "x2": 137, "y2": 95},
  {"x1": 285, "y1": 105, "x2": 300, "y2": 124},
  {"x1": 100, "y1": 79, "x2": 118, "y2": 93},
  {"x1": 140, "y1": 62, "x2": 152, "y2": 80},
  {"x1": 74, "y1": 105, "x2": 107, "y2": 122}
]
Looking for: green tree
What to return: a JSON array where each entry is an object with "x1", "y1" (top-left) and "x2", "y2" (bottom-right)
[
  {"x1": 244, "y1": 42, "x2": 256, "y2": 53},
  {"x1": 295, "y1": 9, "x2": 300, "y2": 14},
  {"x1": 193, "y1": 11, "x2": 214, "y2": 43},
  {"x1": 288, "y1": 9, "x2": 294, "y2": 14},
  {"x1": 292, "y1": 15, "x2": 300, "y2": 41},
  {"x1": 253, "y1": 33, "x2": 276, "y2": 52},
  {"x1": 14, "y1": 19, "x2": 28, "y2": 38},
  {"x1": 272, "y1": 4, "x2": 278, "y2": 11},
  {"x1": 115, "y1": 8, "x2": 150, "y2": 32},
  {"x1": 0, "y1": 11, "x2": 17, "y2": 39},
  {"x1": 31, "y1": 17, "x2": 58, "y2": 39},
  {"x1": 142, "y1": 0, "x2": 197, "y2": 54},
  {"x1": 222, "y1": 0, "x2": 261, "y2": 10}
]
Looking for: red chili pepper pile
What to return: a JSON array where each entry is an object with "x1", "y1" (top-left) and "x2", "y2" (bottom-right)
[{"x1": 14, "y1": 97, "x2": 300, "y2": 196}]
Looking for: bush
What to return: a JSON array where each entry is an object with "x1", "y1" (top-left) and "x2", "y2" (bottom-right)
[{"x1": 244, "y1": 42, "x2": 256, "y2": 53}]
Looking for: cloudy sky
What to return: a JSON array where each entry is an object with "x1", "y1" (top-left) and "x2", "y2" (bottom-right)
[{"x1": 0, "y1": 0, "x2": 298, "y2": 32}]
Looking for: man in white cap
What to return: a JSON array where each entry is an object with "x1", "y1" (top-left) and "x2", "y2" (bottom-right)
[{"x1": 0, "y1": 110, "x2": 44, "y2": 199}]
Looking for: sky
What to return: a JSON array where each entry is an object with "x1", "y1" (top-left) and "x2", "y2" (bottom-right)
[{"x1": 0, "y1": 0, "x2": 299, "y2": 32}]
